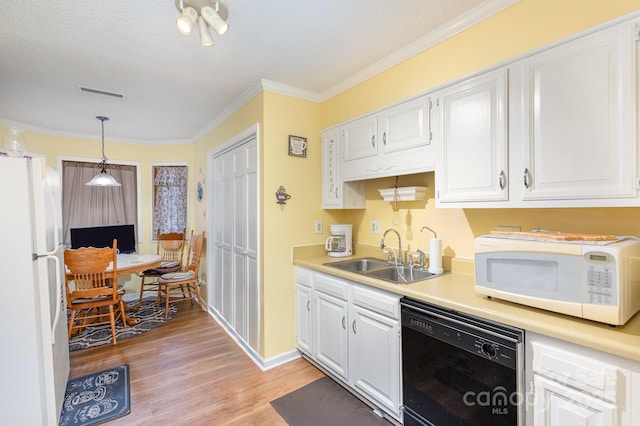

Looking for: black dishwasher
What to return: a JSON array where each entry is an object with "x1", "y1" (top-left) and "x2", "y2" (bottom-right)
[{"x1": 400, "y1": 297, "x2": 524, "y2": 425}]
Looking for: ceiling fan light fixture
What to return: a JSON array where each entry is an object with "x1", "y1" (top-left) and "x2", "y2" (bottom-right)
[
  {"x1": 175, "y1": 0, "x2": 229, "y2": 45},
  {"x1": 86, "y1": 116, "x2": 121, "y2": 187},
  {"x1": 176, "y1": 6, "x2": 198, "y2": 35},
  {"x1": 197, "y1": 17, "x2": 215, "y2": 47}
]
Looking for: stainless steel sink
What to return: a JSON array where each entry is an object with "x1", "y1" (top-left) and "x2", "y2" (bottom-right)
[
  {"x1": 324, "y1": 257, "x2": 438, "y2": 284},
  {"x1": 324, "y1": 257, "x2": 389, "y2": 272},
  {"x1": 365, "y1": 265, "x2": 435, "y2": 284}
]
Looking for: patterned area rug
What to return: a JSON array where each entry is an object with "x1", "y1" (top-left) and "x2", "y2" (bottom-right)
[
  {"x1": 68, "y1": 297, "x2": 176, "y2": 351},
  {"x1": 59, "y1": 364, "x2": 130, "y2": 426}
]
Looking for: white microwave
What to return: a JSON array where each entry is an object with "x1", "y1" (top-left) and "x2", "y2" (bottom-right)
[{"x1": 474, "y1": 236, "x2": 640, "y2": 325}]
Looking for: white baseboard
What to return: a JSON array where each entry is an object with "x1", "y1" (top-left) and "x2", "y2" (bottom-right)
[{"x1": 206, "y1": 305, "x2": 301, "y2": 371}]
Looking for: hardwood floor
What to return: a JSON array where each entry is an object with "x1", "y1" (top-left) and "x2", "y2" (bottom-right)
[{"x1": 69, "y1": 302, "x2": 325, "y2": 425}]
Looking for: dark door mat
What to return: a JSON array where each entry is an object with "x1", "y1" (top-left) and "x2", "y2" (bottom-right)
[
  {"x1": 270, "y1": 376, "x2": 391, "y2": 426},
  {"x1": 59, "y1": 365, "x2": 130, "y2": 426}
]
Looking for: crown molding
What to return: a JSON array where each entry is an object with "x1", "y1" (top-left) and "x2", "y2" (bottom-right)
[
  {"x1": 318, "y1": 0, "x2": 520, "y2": 101},
  {"x1": 0, "y1": 117, "x2": 193, "y2": 146},
  {"x1": 2, "y1": 0, "x2": 519, "y2": 145}
]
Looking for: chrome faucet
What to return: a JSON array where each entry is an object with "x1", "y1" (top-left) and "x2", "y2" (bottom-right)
[{"x1": 381, "y1": 228, "x2": 403, "y2": 265}]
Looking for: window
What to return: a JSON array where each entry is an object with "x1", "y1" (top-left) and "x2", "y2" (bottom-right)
[
  {"x1": 61, "y1": 160, "x2": 138, "y2": 247},
  {"x1": 152, "y1": 164, "x2": 188, "y2": 240}
]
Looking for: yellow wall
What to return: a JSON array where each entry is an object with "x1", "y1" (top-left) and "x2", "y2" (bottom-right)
[
  {"x1": 318, "y1": 0, "x2": 640, "y2": 265},
  {"x1": 261, "y1": 92, "x2": 327, "y2": 358}
]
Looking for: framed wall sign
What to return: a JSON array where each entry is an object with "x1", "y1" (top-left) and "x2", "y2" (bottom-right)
[{"x1": 288, "y1": 135, "x2": 307, "y2": 158}]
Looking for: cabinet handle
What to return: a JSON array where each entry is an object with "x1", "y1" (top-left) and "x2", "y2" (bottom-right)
[
  {"x1": 371, "y1": 135, "x2": 375, "y2": 148},
  {"x1": 335, "y1": 188, "x2": 339, "y2": 199},
  {"x1": 352, "y1": 320, "x2": 357, "y2": 334},
  {"x1": 383, "y1": 132, "x2": 387, "y2": 146},
  {"x1": 499, "y1": 170, "x2": 506, "y2": 190},
  {"x1": 306, "y1": 300, "x2": 310, "y2": 311},
  {"x1": 342, "y1": 316, "x2": 346, "y2": 329},
  {"x1": 523, "y1": 168, "x2": 531, "y2": 189}
]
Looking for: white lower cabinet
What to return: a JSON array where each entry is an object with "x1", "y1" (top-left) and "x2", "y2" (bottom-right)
[
  {"x1": 314, "y1": 277, "x2": 350, "y2": 381},
  {"x1": 527, "y1": 332, "x2": 638, "y2": 426},
  {"x1": 350, "y1": 286, "x2": 401, "y2": 418},
  {"x1": 295, "y1": 267, "x2": 402, "y2": 421},
  {"x1": 533, "y1": 375, "x2": 616, "y2": 426}
]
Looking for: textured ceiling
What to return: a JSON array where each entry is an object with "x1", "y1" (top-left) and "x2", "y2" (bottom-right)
[{"x1": 0, "y1": 0, "x2": 509, "y2": 144}]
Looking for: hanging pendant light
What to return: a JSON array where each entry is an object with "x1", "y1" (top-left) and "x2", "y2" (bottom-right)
[{"x1": 86, "y1": 116, "x2": 121, "y2": 187}]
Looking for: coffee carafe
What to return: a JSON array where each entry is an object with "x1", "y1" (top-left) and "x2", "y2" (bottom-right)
[{"x1": 325, "y1": 224, "x2": 353, "y2": 257}]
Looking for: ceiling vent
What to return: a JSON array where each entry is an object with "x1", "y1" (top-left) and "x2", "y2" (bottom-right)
[{"x1": 77, "y1": 86, "x2": 125, "y2": 100}]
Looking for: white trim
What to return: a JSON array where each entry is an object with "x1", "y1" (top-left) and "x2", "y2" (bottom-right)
[
  {"x1": 260, "y1": 79, "x2": 322, "y2": 103},
  {"x1": 56, "y1": 155, "x2": 144, "y2": 245},
  {"x1": 192, "y1": 82, "x2": 265, "y2": 142},
  {"x1": 317, "y1": 0, "x2": 520, "y2": 102},
  {"x1": 207, "y1": 306, "x2": 301, "y2": 370},
  {"x1": 0, "y1": 117, "x2": 192, "y2": 146}
]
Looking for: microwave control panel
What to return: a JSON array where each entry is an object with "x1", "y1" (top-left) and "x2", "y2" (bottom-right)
[{"x1": 583, "y1": 251, "x2": 616, "y2": 305}]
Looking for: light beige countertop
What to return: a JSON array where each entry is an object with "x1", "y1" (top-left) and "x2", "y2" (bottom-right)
[{"x1": 293, "y1": 245, "x2": 640, "y2": 363}]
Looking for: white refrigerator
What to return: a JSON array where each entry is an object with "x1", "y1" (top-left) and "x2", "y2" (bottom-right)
[{"x1": 0, "y1": 156, "x2": 70, "y2": 425}]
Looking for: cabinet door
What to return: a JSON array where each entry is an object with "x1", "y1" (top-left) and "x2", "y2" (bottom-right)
[
  {"x1": 315, "y1": 290, "x2": 349, "y2": 382},
  {"x1": 350, "y1": 305, "x2": 401, "y2": 418},
  {"x1": 516, "y1": 21, "x2": 636, "y2": 201},
  {"x1": 321, "y1": 129, "x2": 366, "y2": 209},
  {"x1": 342, "y1": 114, "x2": 378, "y2": 162},
  {"x1": 378, "y1": 96, "x2": 430, "y2": 154},
  {"x1": 295, "y1": 284, "x2": 313, "y2": 356},
  {"x1": 322, "y1": 128, "x2": 341, "y2": 208},
  {"x1": 435, "y1": 68, "x2": 508, "y2": 204},
  {"x1": 533, "y1": 375, "x2": 616, "y2": 426}
]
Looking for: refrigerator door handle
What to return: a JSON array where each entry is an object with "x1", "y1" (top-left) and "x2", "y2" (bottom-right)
[{"x1": 47, "y1": 253, "x2": 63, "y2": 344}]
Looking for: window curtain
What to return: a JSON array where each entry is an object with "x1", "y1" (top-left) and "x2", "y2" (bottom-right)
[
  {"x1": 153, "y1": 166, "x2": 187, "y2": 239},
  {"x1": 62, "y1": 161, "x2": 138, "y2": 246}
]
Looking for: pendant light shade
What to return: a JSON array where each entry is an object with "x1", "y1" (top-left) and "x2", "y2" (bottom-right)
[{"x1": 86, "y1": 116, "x2": 121, "y2": 187}]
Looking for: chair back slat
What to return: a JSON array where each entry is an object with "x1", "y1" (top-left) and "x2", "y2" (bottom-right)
[
  {"x1": 64, "y1": 240, "x2": 118, "y2": 303},
  {"x1": 183, "y1": 230, "x2": 204, "y2": 275},
  {"x1": 157, "y1": 232, "x2": 186, "y2": 264}
]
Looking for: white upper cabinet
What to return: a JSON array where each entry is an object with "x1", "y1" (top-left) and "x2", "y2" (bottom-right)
[
  {"x1": 436, "y1": 18, "x2": 640, "y2": 207},
  {"x1": 434, "y1": 68, "x2": 508, "y2": 204},
  {"x1": 341, "y1": 96, "x2": 434, "y2": 181},
  {"x1": 321, "y1": 128, "x2": 366, "y2": 209},
  {"x1": 514, "y1": 20, "x2": 637, "y2": 203},
  {"x1": 342, "y1": 114, "x2": 379, "y2": 163}
]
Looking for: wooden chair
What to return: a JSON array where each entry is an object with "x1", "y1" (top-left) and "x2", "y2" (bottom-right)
[
  {"x1": 157, "y1": 231, "x2": 206, "y2": 319},
  {"x1": 136, "y1": 231, "x2": 185, "y2": 309},
  {"x1": 64, "y1": 239, "x2": 126, "y2": 346}
]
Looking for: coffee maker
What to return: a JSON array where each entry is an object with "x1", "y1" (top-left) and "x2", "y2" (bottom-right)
[{"x1": 325, "y1": 224, "x2": 353, "y2": 257}]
